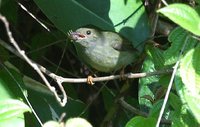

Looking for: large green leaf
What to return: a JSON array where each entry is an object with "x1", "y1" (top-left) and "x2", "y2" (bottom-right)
[
  {"x1": 102, "y1": 86, "x2": 115, "y2": 112},
  {"x1": 65, "y1": 117, "x2": 92, "y2": 127},
  {"x1": 0, "y1": 99, "x2": 30, "y2": 121},
  {"x1": 146, "y1": 44, "x2": 165, "y2": 69},
  {"x1": 158, "y1": 4, "x2": 200, "y2": 36},
  {"x1": 164, "y1": 27, "x2": 198, "y2": 66},
  {"x1": 125, "y1": 116, "x2": 156, "y2": 127},
  {"x1": 0, "y1": 0, "x2": 18, "y2": 25},
  {"x1": 178, "y1": 45, "x2": 200, "y2": 123},
  {"x1": 175, "y1": 74, "x2": 200, "y2": 125},
  {"x1": 180, "y1": 46, "x2": 200, "y2": 95},
  {"x1": 0, "y1": 67, "x2": 28, "y2": 127},
  {"x1": 33, "y1": 0, "x2": 150, "y2": 48},
  {"x1": 170, "y1": 107, "x2": 199, "y2": 127},
  {"x1": 138, "y1": 58, "x2": 159, "y2": 110}
]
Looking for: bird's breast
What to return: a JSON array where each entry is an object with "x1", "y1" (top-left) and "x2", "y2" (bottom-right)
[
  {"x1": 85, "y1": 46, "x2": 119, "y2": 72},
  {"x1": 75, "y1": 44, "x2": 137, "y2": 72}
]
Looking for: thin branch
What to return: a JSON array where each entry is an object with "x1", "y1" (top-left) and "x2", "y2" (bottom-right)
[
  {"x1": 18, "y1": 2, "x2": 50, "y2": 32},
  {"x1": 0, "y1": 14, "x2": 67, "y2": 107},
  {"x1": 48, "y1": 68, "x2": 172, "y2": 83},
  {"x1": 0, "y1": 38, "x2": 172, "y2": 84}
]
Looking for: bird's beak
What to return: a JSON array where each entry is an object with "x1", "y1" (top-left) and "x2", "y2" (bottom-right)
[{"x1": 67, "y1": 30, "x2": 85, "y2": 41}]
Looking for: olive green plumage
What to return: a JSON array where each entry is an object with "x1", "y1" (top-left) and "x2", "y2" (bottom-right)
[{"x1": 69, "y1": 27, "x2": 139, "y2": 72}]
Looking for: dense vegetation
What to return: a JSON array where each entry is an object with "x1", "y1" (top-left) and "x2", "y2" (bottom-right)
[{"x1": 0, "y1": 0, "x2": 200, "y2": 127}]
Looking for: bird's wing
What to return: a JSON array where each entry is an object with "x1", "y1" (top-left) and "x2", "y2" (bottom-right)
[{"x1": 108, "y1": 32, "x2": 136, "y2": 52}]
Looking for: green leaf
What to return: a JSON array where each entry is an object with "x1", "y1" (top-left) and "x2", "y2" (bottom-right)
[
  {"x1": 33, "y1": 0, "x2": 150, "y2": 49},
  {"x1": 178, "y1": 45, "x2": 200, "y2": 123},
  {"x1": 175, "y1": 74, "x2": 200, "y2": 125},
  {"x1": 65, "y1": 117, "x2": 92, "y2": 127},
  {"x1": 44, "y1": 121, "x2": 60, "y2": 127},
  {"x1": 102, "y1": 86, "x2": 115, "y2": 112},
  {"x1": 180, "y1": 46, "x2": 200, "y2": 93},
  {"x1": 164, "y1": 27, "x2": 198, "y2": 66},
  {"x1": 0, "y1": 99, "x2": 30, "y2": 121},
  {"x1": 0, "y1": 0, "x2": 18, "y2": 25},
  {"x1": 170, "y1": 110, "x2": 187, "y2": 127},
  {"x1": 146, "y1": 44, "x2": 165, "y2": 69},
  {"x1": 0, "y1": 45, "x2": 9, "y2": 61},
  {"x1": 0, "y1": 67, "x2": 28, "y2": 127},
  {"x1": 157, "y1": 4, "x2": 200, "y2": 36},
  {"x1": 125, "y1": 116, "x2": 156, "y2": 127},
  {"x1": 195, "y1": 0, "x2": 200, "y2": 4},
  {"x1": 44, "y1": 121, "x2": 61, "y2": 127},
  {"x1": 0, "y1": 67, "x2": 25, "y2": 100},
  {"x1": 26, "y1": 82, "x2": 87, "y2": 125},
  {"x1": 148, "y1": 100, "x2": 163, "y2": 118},
  {"x1": 196, "y1": 5, "x2": 200, "y2": 15},
  {"x1": 30, "y1": 32, "x2": 57, "y2": 60},
  {"x1": 169, "y1": 93, "x2": 182, "y2": 112},
  {"x1": 139, "y1": 58, "x2": 159, "y2": 110}
]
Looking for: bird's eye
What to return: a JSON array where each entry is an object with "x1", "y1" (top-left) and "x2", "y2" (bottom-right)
[{"x1": 86, "y1": 30, "x2": 91, "y2": 35}]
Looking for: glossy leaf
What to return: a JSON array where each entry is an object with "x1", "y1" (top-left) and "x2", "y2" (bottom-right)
[
  {"x1": 146, "y1": 44, "x2": 165, "y2": 69},
  {"x1": 175, "y1": 74, "x2": 200, "y2": 125},
  {"x1": 0, "y1": 0, "x2": 18, "y2": 25},
  {"x1": 44, "y1": 121, "x2": 60, "y2": 127},
  {"x1": 0, "y1": 99, "x2": 30, "y2": 121},
  {"x1": 33, "y1": 0, "x2": 150, "y2": 49},
  {"x1": 0, "y1": 68, "x2": 27, "y2": 127},
  {"x1": 180, "y1": 46, "x2": 200, "y2": 93},
  {"x1": 102, "y1": 86, "x2": 115, "y2": 112},
  {"x1": 164, "y1": 27, "x2": 198, "y2": 66},
  {"x1": 25, "y1": 81, "x2": 87, "y2": 125},
  {"x1": 65, "y1": 117, "x2": 92, "y2": 127},
  {"x1": 178, "y1": 45, "x2": 200, "y2": 123},
  {"x1": 169, "y1": 93, "x2": 182, "y2": 112},
  {"x1": 125, "y1": 116, "x2": 156, "y2": 127},
  {"x1": 139, "y1": 58, "x2": 159, "y2": 110},
  {"x1": 148, "y1": 100, "x2": 163, "y2": 118},
  {"x1": 158, "y1": 4, "x2": 200, "y2": 36}
]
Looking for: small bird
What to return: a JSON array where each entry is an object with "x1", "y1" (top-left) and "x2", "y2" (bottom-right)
[{"x1": 68, "y1": 27, "x2": 139, "y2": 84}]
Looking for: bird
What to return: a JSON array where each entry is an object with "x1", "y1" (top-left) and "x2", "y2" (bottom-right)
[{"x1": 68, "y1": 27, "x2": 139, "y2": 84}]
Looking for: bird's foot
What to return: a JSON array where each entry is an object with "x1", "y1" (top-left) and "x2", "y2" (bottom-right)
[{"x1": 87, "y1": 75, "x2": 95, "y2": 85}]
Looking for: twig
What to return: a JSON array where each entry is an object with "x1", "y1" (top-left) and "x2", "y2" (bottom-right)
[
  {"x1": 18, "y1": 2, "x2": 50, "y2": 32},
  {"x1": 0, "y1": 14, "x2": 67, "y2": 107},
  {"x1": 47, "y1": 68, "x2": 172, "y2": 83},
  {"x1": 0, "y1": 38, "x2": 172, "y2": 84}
]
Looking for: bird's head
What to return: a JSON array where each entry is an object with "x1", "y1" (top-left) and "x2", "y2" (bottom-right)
[{"x1": 68, "y1": 27, "x2": 102, "y2": 48}]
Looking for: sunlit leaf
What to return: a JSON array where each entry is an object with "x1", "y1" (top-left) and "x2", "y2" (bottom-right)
[
  {"x1": 0, "y1": 99, "x2": 30, "y2": 121},
  {"x1": 158, "y1": 4, "x2": 200, "y2": 36},
  {"x1": 126, "y1": 116, "x2": 156, "y2": 127},
  {"x1": 176, "y1": 47, "x2": 200, "y2": 124}
]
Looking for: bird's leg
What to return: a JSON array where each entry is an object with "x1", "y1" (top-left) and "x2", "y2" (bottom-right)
[
  {"x1": 87, "y1": 73, "x2": 98, "y2": 85},
  {"x1": 81, "y1": 64, "x2": 96, "y2": 85},
  {"x1": 87, "y1": 75, "x2": 95, "y2": 85}
]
